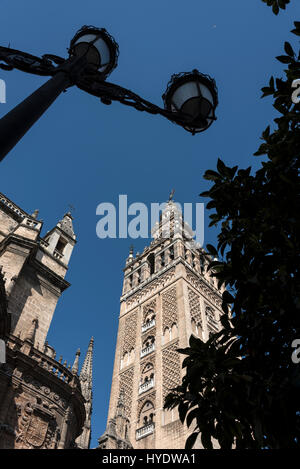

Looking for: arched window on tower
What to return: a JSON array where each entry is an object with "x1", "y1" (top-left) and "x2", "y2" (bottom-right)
[
  {"x1": 129, "y1": 347, "x2": 135, "y2": 363},
  {"x1": 200, "y1": 255, "x2": 205, "y2": 274},
  {"x1": 141, "y1": 335, "x2": 155, "y2": 358},
  {"x1": 184, "y1": 247, "x2": 188, "y2": 261},
  {"x1": 137, "y1": 269, "x2": 141, "y2": 284},
  {"x1": 120, "y1": 348, "x2": 134, "y2": 370},
  {"x1": 169, "y1": 245, "x2": 174, "y2": 261},
  {"x1": 136, "y1": 401, "x2": 155, "y2": 439},
  {"x1": 147, "y1": 253, "x2": 155, "y2": 275},
  {"x1": 162, "y1": 323, "x2": 178, "y2": 345},
  {"x1": 56, "y1": 236, "x2": 67, "y2": 255},
  {"x1": 142, "y1": 309, "x2": 156, "y2": 333},
  {"x1": 191, "y1": 319, "x2": 202, "y2": 339},
  {"x1": 171, "y1": 323, "x2": 178, "y2": 340},
  {"x1": 139, "y1": 362, "x2": 154, "y2": 394},
  {"x1": 120, "y1": 351, "x2": 128, "y2": 370},
  {"x1": 162, "y1": 326, "x2": 171, "y2": 345}
]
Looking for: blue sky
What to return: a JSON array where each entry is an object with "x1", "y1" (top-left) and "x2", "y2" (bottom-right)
[{"x1": 0, "y1": 0, "x2": 298, "y2": 448}]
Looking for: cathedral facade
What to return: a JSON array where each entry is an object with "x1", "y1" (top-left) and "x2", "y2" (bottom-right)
[
  {"x1": 98, "y1": 198, "x2": 224, "y2": 449},
  {"x1": 0, "y1": 192, "x2": 93, "y2": 449}
]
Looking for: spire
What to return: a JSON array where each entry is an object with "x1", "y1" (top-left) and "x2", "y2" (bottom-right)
[
  {"x1": 80, "y1": 337, "x2": 94, "y2": 383},
  {"x1": 57, "y1": 212, "x2": 76, "y2": 240},
  {"x1": 76, "y1": 337, "x2": 94, "y2": 449},
  {"x1": 168, "y1": 188, "x2": 175, "y2": 202},
  {"x1": 151, "y1": 192, "x2": 195, "y2": 245},
  {"x1": 126, "y1": 245, "x2": 134, "y2": 265},
  {"x1": 31, "y1": 209, "x2": 39, "y2": 219},
  {"x1": 42, "y1": 211, "x2": 77, "y2": 266},
  {"x1": 72, "y1": 348, "x2": 81, "y2": 374}
]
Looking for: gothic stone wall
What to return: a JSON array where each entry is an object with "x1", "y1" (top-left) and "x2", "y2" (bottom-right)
[
  {"x1": 0, "y1": 350, "x2": 84, "y2": 449},
  {"x1": 8, "y1": 263, "x2": 62, "y2": 349}
]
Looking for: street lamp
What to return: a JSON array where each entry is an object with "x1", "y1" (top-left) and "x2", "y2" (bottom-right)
[
  {"x1": 0, "y1": 25, "x2": 218, "y2": 161},
  {"x1": 69, "y1": 26, "x2": 119, "y2": 76},
  {"x1": 163, "y1": 70, "x2": 218, "y2": 134}
]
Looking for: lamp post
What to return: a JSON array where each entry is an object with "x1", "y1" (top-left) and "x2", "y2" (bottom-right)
[{"x1": 0, "y1": 25, "x2": 218, "y2": 161}]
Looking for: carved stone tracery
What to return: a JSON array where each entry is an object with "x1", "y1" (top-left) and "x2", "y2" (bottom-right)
[
  {"x1": 137, "y1": 391, "x2": 156, "y2": 421},
  {"x1": 142, "y1": 299, "x2": 156, "y2": 321},
  {"x1": 162, "y1": 286, "x2": 178, "y2": 330},
  {"x1": 162, "y1": 341, "x2": 180, "y2": 401},
  {"x1": 186, "y1": 270, "x2": 222, "y2": 308},
  {"x1": 188, "y1": 287, "x2": 202, "y2": 328},
  {"x1": 119, "y1": 367, "x2": 134, "y2": 418},
  {"x1": 125, "y1": 267, "x2": 175, "y2": 308},
  {"x1": 122, "y1": 312, "x2": 137, "y2": 354}
]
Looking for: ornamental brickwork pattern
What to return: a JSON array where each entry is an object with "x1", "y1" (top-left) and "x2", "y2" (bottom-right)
[
  {"x1": 186, "y1": 270, "x2": 222, "y2": 308},
  {"x1": 125, "y1": 267, "x2": 176, "y2": 309},
  {"x1": 162, "y1": 286, "x2": 178, "y2": 330},
  {"x1": 119, "y1": 367, "x2": 134, "y2": 418},
  {"x1": 122, "y1": 312, "x2": 137, "y2": 354},
  {"x1": 162, "y1": 340, "x2": 180, "y2": 401},
  {"x1": 187, "y1": 287, "x2": 202, "y2": 327}
]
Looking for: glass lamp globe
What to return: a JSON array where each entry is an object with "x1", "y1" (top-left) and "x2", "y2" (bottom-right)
[
  {"x1": 163, "y1": 70, "x2": 218, "y2": 134},
  {"x1": 69, "y1": 26, "x2": 119, "y2": 77}
]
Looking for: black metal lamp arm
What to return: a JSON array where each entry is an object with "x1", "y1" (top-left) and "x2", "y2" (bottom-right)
[
  {"x1": 0, "y1": 46, "x2": 198, "y2": 128},
  {"x1": 76, "y1": 75, "x2": 193, "y2": 127},
  {"x1": 0, "y1": 46, "x2": 63, "y2": 76}
]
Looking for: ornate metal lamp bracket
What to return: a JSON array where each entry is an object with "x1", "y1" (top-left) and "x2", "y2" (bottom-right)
[
  {"x1": 0, "y1": 46, "x2": 64, "y2": 76},
  {"x1": 0, "y1": 46, "x2": 193, "y2": 128}
]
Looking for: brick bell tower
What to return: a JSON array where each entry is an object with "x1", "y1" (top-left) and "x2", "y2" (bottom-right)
[{"x1": 98, "y1": 195, "x2": 224, "y2": 449}]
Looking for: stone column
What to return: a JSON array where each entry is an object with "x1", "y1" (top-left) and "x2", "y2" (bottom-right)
[
  {"x1": 185, "y1": 249, "x2": 192, "y2": 265},
  {"x1": 58, "y1": 406, "x2": 71, "y2": 449},
  {"x1": 122, "y1": 276, "x2": 130, "y2": 294},
  {"x1": 141, "y1": 262, "x2": 150, "y2": 282},
  {"x1": 154, "y1": 254, "x2": 161, "y2": 273},
  {"x1": 164, "y1": 248, "x2": 171, "y2": 266},
  {"x1": 132, "y1": 271, "x2": 140, "y2": 287},
  {"x1": 174, "y1": 240, "x2": 184, "y2": 259},
  {"x1": 193, "y1": 255, "x2": 200, "y2": 273}
]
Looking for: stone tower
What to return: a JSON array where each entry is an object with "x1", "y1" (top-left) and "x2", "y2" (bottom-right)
[
  {"x1": 0, "y1": 192, "x2": 92, "y2": 449},
  {"x1": 98, "y1": 197, "x2": 223, "y2": 449}
]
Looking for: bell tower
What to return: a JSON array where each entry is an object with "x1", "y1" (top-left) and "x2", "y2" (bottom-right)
[{"x1": 98, "y1": 196, "x2": 224, "y2": 449}]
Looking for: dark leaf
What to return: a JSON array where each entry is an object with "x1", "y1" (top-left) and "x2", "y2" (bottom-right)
[
  {"x1": 276, "y1": 55, "x2": 292, "y2": 64},
  {"x1": 206, "y1": 244, "x2": 218, "y2": 256},
  {"x1": 284, "y1": 41, "x2": 294, "y2": 57},
  {"x1": 204, "y1": 170, "x2": 221, "y2": 181},
  {"x1": 185, "y1": 432, "x2": 199, "y2": 450}
]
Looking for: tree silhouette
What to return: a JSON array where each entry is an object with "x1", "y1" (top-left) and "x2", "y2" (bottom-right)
[{"x1": 164, "y1": 22, "x2": 300, "y2": 449}]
